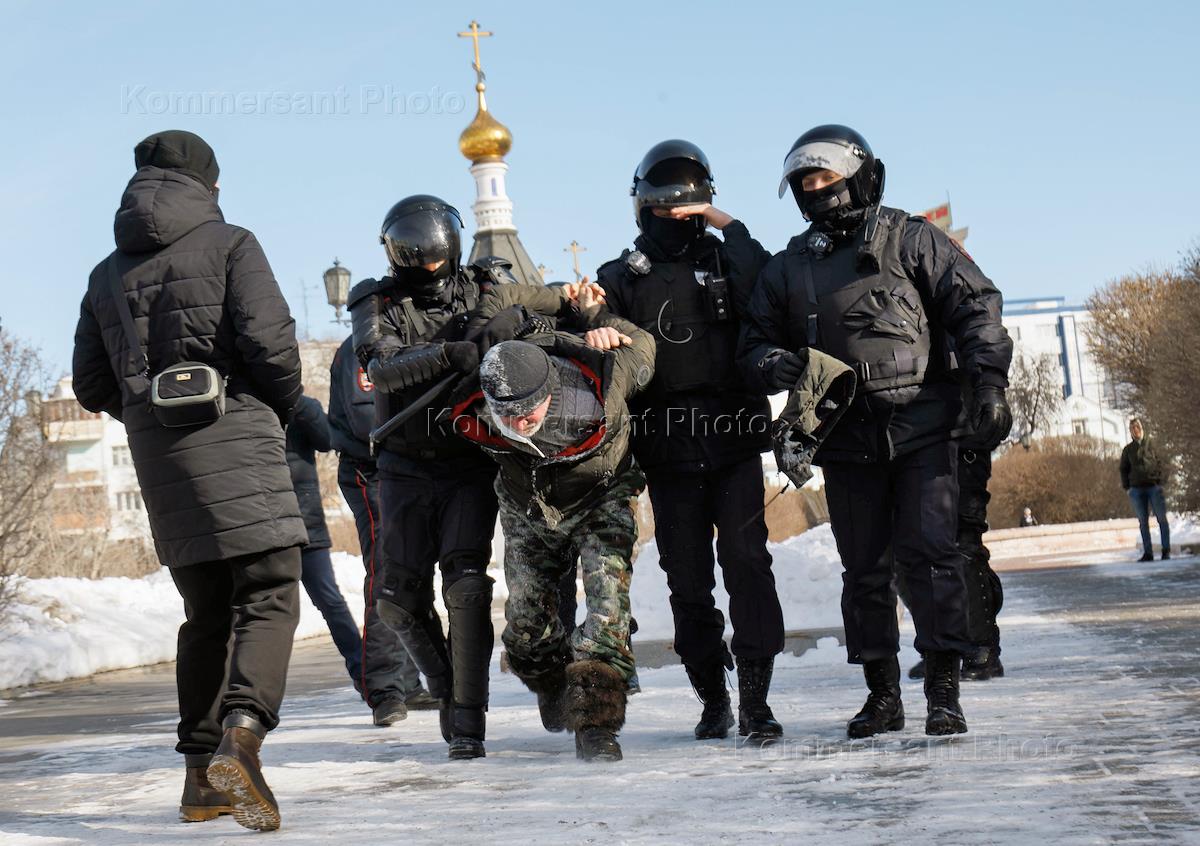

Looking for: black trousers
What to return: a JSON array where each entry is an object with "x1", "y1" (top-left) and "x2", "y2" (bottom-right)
[
  {"x1": 824, "y1": 440, "x2": 971, "y2": 664},
  {"x1": 646, "y1": 456, "x2": 784, "y2": 666},
  {"x1": 378, "y1": 459, "x2": 499, "y2": 597},
  {"x1": 170, "y1": 545, "x2": 301, "y2": 755},
  {"x1": 957, "y1": 447, "x2": 1003, "y2": 656},
  {"x1": 338, "y1": 458, "x2": 423, "y2": 707}
]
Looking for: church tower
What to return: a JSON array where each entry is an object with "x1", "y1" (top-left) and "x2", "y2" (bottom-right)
[{"x1": 457, "y1": 21, "x2": 542, "y2": 286}]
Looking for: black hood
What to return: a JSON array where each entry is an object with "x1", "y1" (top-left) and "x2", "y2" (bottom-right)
[{"x1": 113, "y1": 166, "x2": 223, "y2": 254}]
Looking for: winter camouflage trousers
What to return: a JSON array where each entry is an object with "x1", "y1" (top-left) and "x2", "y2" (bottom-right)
[{"x1": 498, "y1": 470, "x2": 642, "y2": 681}]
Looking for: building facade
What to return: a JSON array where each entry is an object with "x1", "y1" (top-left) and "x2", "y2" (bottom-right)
[
  {"x1": 40, "y1": 377, "x2": 150, "y2": 540},
  {"x1": 1001, "y1": 297, "x2": 1125, "y2": 447}
]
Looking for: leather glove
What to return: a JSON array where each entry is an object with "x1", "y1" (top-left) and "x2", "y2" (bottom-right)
[
  {"x1": 763, "y1": 351, "x2": 806, "y2": 392},
  {"x1": 443, "y1": 340, "x2": 481, "y2": 373},
  {"x1": 972, "y1": 385, "x2": 1012, "y2": 449}
]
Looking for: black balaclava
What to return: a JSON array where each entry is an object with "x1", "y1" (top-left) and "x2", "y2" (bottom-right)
[{"x1": 639, "y1": 210, "x2": 706, "y2": 260}]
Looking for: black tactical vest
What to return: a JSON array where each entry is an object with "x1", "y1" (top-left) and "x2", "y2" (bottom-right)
[
  {"x1": 377, "y1": 275, "x2": 480, "y2": 459},
  {"x1": 785, "y1": 207, "x2": 940, "y2": 394},
  {"x1": 609, "y1": 257, "x2": 739, "y2": 396}
]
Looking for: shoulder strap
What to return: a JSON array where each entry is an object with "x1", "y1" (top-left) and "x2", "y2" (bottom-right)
[
  {"x1": 105, "y1": 259, "x2": 150, "y2": 383},
  {"x1": 800, "y1": 254, "x2": 820, "y2": 347}
]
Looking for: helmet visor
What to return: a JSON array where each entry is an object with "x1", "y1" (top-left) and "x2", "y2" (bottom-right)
[
  {"x1": 777, "y1": 140, "x2": 867, "y2": 198},
  {"x1": 382, "y1": 208, "x2": 462, "y2": 270}
]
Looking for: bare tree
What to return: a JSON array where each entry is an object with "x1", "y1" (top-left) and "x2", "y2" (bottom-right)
[
  {"x1": 0, "y1": 325, "x2": 57, "y2": 622},
  {"x1": 1006, "y1": 352, "x2": 1064, "y2": 444},
  {"x1": 1084, "y1": 269, "x2": 1185, "y2": 413},
  {"x1": 1084, "y1": 250, "x2": 1200, "y2": 510}
]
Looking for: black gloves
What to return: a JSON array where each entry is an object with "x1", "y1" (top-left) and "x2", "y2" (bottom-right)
[
  {"x1": 443, "y1": 340, "x2": 481, "y2": 373},
  {"x1": 972, "y1": 386, "x2": 1013, "y2": 449},
  {"x1": 763, "y1": 351, "x2": 806, "y2": 392},
  {"x1": 468, "y1": 305, "x2": 555, "y2": 353}
]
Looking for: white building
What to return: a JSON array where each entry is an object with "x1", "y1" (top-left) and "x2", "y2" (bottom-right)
[
  {"x1": 41, "y1": 377, "x2": 150, "y2": 540},
  {"x1": 1001, "y1": 297, "x2": 1126, "y2": 447}
]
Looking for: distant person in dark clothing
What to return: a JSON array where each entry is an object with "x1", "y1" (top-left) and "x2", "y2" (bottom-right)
[
  {"x1": 73, "y1": 130, "x2": 303, "y2": 830},
  {"x1": 328, "y1": 335, "x2": 438, "y2": 727},
  {"x1": 1019, "y1": 508, "x2": 1038, "y2": 528},
  {"x1": 285, "y1": 393, "x2": 364, "y2": 690},
  {"x1": 1120, "y1": 418, "x2": 1170, "y2": 561}
]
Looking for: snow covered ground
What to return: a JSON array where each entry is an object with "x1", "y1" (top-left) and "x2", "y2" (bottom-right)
[
  {"x1": 0, "y1": 526, "x2": 846, "y2": 692},
  {"x1": 3, "y1": 552, "x2": 1199, "y2": 844}
]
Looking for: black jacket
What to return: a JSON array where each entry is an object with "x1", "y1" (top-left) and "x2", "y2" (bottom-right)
[
  {"x1": 739, "y1": 207, "x2": 1012, "y2": 464},
  {"x1": 328, "y1": 334, "x2": 376, "y2": 463},
  {"x1": 285, "y1": 395, "x2": 332, "y2": 549},
  {"x1": 597, "y1": 221, "x2": 772, "y2": 473},
  {"x1": 350, "y1": 272, "x2": 491, "y2": 471},
  {"x1": 72, "y1": 166, "x2": 307, "y2": 567},
  {"x1": 1120, "y1": 436, "x2": 1165, "y2": 489}
]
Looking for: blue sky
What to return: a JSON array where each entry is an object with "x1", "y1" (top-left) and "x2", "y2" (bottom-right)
[{"x1": 4, "y1": 0, "x2": 1198, "y2": 373}]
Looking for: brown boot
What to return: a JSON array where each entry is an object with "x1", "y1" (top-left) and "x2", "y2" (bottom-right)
[
  {"x1": 179, "y1": 754, "x2": 232, "y2": 822},
  {"x1": 564, "y1": 660, "x2": 628, "y2": 762},
  {"x1": 206, "y1": 713, "x2": 281, "y2": 832}
]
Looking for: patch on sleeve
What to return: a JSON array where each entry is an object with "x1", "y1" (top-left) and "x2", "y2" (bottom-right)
[
  {"x1": 357, "y1": 367, "x2": 374, "y2": 393},
  {"x1": 949, "y1": 237, "x2": 974, "y2": 261}
]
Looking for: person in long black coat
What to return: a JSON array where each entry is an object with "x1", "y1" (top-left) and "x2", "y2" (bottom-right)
[{"x1": 72, "y1": 130, "x2": 304, "y2": 831}]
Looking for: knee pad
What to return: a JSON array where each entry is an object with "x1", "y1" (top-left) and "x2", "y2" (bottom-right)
[{"x1": 444, "y1": 574, "x2": 495, "y2": 610}]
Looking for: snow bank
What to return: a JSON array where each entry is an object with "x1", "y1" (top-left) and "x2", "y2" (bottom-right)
[
  {"x1": 0, "y1": 552, "x2": 370, "y2": 692},
  {"x1": 0, "y1": 525, "x2": 848, "y2": 692},
  {"x1": 628, "y1": 524, "x2": 845, "y2": 639}
]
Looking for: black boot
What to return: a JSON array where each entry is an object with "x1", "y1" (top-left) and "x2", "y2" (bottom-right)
[
  {"x1": 447, "y1": 706, "x2": 486, "y2": 760},
  {"x1": 685, "y1": 658, "x2": 734, "y2": 740},
  {"x1": 847, "y1": 657, "x2": 904, "y2": 738},
  {"x1": 565, "y1": 660, "x2": 627, "y2": 762},
  {"x1": 736, "y1": 657, "x2": 783, "y2": 744},
  {"x1": 961, "y1": 647, "x2": 993, "y2": 681},
  {"x1": 1162, "y1": 547, "x2": 1171, "y2": 561},
  {"x1": 179, "y1": 753, "x2": 231, "y2": 822},
  {"x1": 985, "y1": 654, "x2": 1005, "y2": 677},
  {"x1": 924, "y1": 651, "x2": 968, "y2": 736},
  {"x1": 445, "y1": 576, "x2": 495, "y2": 760},
  {"x1": 907, "y1": 658, "x2": 926, "y2": 680},
  {"x1": 1138, "y1": 550, "x2": 1154, "y2": 562},
  {"x1": 206, "y1": 713, "x2": 281, "y2": 832}
]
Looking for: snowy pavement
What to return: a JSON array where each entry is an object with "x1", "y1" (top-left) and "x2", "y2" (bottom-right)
[{"x1": 2, "y1": 553, "x2": 1200, "y2": 844}]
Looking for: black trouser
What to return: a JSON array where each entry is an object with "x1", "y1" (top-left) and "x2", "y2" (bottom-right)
[
  {"x1": 170, "y1": 545, "x2": 302, "y2": 755},
  {"x1": 646, "y1": 456, "x2": 784, "y2": 666},
  {"x1": 957, "y1": 447, "x2": 1003, "y2": 656},
  {"x1": 338, "y1": 458, "x2": 423, "y2": 706},
  {"x1": 378, "y1": 457, "x2": 499, "y2": 711},
  {"x1": 824, "y1": 440, "x2": 971, "y2": 664}
]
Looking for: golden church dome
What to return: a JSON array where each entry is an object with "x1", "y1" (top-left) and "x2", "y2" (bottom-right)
[{"x1": 459, "y1": 83, "x2": 512, "y2": 162}]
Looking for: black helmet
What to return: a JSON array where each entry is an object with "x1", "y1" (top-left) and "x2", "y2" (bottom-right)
[
  {"x1": 630, "y1": 140, "x2": 715, "y2": 258},
  {"x1": 631, "y1": 139, "x2": 716, "y2": 222},
  {"x1": 778, "y1": 125, "x2": 885, "y2": 228},
  {"x1": 380, "y1": 194, "x2": 463, "y2": 299}
]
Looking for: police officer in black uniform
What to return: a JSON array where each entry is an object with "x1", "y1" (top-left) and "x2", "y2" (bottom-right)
[
  {"x1": 596, "y1": 140, "x2": 785, "y2": 743},
  {"x1": 349, "y1": 195, "x2": 499, "y2": 759},
  {"x1": 328, "y1": 334, "x2": 442, "y2": 725},
  {"x1": 904, "y1": 386, "x2": 1007, "y2": 683},
  {"x1": 740, "y1": 125, "x2": 1013, "y2": 737}
]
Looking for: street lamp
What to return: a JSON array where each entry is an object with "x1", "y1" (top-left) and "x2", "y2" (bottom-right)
[{"x1": 323, "y1": 258, "x2": 351, "y2": 325}]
